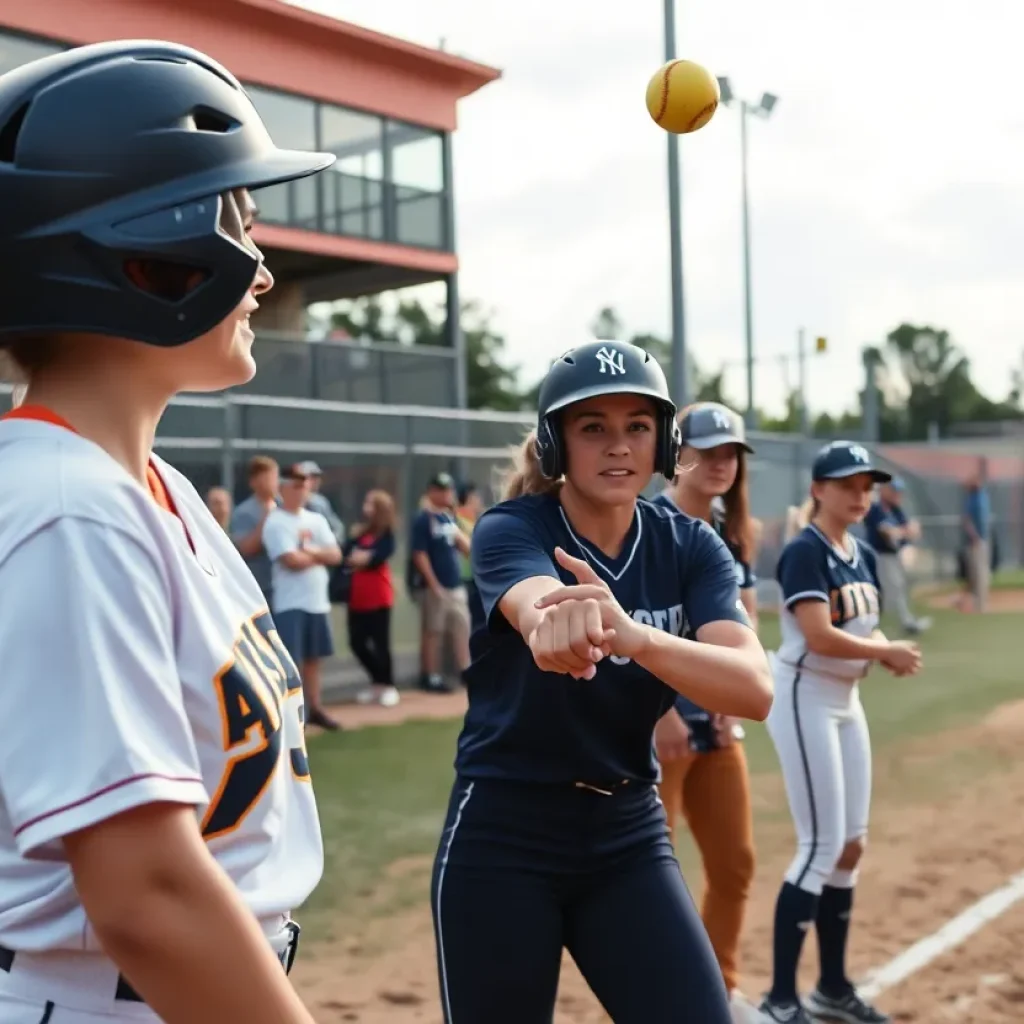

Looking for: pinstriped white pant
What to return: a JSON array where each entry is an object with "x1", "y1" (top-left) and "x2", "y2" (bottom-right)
[{"x1": 766, "y1": 657, "x2": 873, "y2": 896}]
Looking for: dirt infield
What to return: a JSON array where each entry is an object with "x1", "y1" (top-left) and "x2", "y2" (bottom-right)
[
  {"x1": 294, "y1": 700, "x2": 1024, "y2": 1023},
  {"x1": 924, "y1": 587, "x2": 1024, "y2": 614}
]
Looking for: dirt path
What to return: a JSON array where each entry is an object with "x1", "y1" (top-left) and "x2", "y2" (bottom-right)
[
  {"x1": 292, "y1": 701, "x2": 1024, "y2": 1023},
  {"x1": 924, "y1": 587, "x2": 1024, "y2": 614}
]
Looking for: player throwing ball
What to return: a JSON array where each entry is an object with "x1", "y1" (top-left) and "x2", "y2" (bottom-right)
[
  {"x1": 430, "y1": 341, "x2": 773, "y2": 1023},
  {"x1": 0, "y1": 42, "x2": 333, "y2": 1023},
  {"x1": 758, "y1": 442, "x2": 923, "y2": 1024}
]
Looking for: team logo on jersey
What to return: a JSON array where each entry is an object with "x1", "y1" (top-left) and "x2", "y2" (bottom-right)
[
  {"x1": 595, "y1": 345, "x2": 626, "y2": 376},
  {"x1": 202, "y1": 611, "x2": 310, "y2": 841},
  {"x1": 609, "y1": 604, "x2": 686, "y2": 665}
]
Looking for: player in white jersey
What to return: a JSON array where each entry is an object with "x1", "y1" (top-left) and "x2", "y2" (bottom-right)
[
  {"x1": 0, "y1": 41, "x2": 335, "y2": 1024},
  {"x1": 758, "y1": 443, "x2": 923, "y2": 1024}
]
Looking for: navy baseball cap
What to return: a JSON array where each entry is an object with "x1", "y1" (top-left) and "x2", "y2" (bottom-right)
[
  {"x1": 679, "y1": 403, "x2": 754, "y2": 453},
  {"x1": 812, "y1": 441, "x2": 892, "y2": 483},
  {"x1": 429, "y1": 471, "x2": 455, "y2": 490}
]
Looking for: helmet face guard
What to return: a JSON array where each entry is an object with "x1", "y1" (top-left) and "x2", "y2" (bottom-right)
[
  {"x1": 534, "y1": 342, "x2": 681, "y2": 480},
  {"x1": 0, "y1": 40, "x2": 335, "y2": 348}
]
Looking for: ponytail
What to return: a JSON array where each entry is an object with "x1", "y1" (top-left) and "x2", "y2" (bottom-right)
[{"x1": 500, "y1": 429, "x2": 563, "y2": 501}]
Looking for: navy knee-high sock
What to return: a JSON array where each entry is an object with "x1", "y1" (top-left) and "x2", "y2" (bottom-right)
[
  {"x1": 816, "y1": 884, "x2": 855, "y2": 996},
  {"x1": 769, "y1": 881, "x2": 820, "y2": 1004}
]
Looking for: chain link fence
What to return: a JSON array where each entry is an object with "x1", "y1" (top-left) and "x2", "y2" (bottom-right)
[{"x1": 3, "y1": 385, "x2": 1020, "y2": 653}]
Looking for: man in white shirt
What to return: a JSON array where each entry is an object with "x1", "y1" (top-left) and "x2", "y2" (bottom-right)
[{"x1": 263, "y1": 464, "x2": 343, "y2": 731}]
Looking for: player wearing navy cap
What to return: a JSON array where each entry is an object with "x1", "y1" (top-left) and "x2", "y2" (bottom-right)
[
  {"x1": 759, "y1": 442, "x2": 923, "y2": 1024},
  {"x1": 653, "y1": 402, "x2": 761, "y2": 1023},
  {"x1": 430, "y1": 342, "x2": 773, "y2": 1023},
  {"x1": 0, "y1": 40, "x2": 333, "y2": 1023}
]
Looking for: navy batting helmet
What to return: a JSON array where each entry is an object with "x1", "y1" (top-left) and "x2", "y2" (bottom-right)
[
  {"x1": 0, "y1": 40, "x2": 335, "y2": 348},
  {"x1": 534, "y1": 340, "x2": 681, "y2": 479}
]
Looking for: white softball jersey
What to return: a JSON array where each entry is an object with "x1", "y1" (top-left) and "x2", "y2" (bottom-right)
[{"x1": 0, "y1": 417, "x2": 322, "y2": 1000}]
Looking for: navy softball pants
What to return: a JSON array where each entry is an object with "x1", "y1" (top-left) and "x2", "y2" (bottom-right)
[{"x1": 430, "y1": 776, "x2": 731, "y2": 1023}]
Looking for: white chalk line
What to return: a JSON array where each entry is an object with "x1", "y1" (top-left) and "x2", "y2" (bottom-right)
[{"x1": 858, "y1": 868, "x2": 1024, "y2": 1001}]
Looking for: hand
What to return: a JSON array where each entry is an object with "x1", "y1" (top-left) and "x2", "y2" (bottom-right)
[
  {"x1": 347, "y1": 549, "x2": 371, "y2": 568},
  {"x1": 880, "y1": 640, "x2": 922, "y2": 677},
  {"x1": 654, "y1": 711, "x2": 691, "y2": 762},
  {"x1": 532, "y1": 548, "x2": 650, "y2": 662},
  {"x1": 712, "y1": 714, "x2": 744, "y2": 747}
]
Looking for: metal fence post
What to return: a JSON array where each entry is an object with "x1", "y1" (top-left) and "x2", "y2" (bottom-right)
[{"x1": 221, "y1": 395, "x2": 238, "y2": 495}]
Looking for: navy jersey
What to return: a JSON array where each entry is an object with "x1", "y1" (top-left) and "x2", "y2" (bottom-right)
[
  {"x1": 651, "y1": 492, "x2": 756, "y2": 736},
  {"x1": 864, "y1": 501, "x2": 908, "y2": 554},
  {"x1": 456, "y1": 492, "x2": 748, "y2": 786},
  {"x1": 776, "y1": 524, "x2": 881, "y2": 681}
]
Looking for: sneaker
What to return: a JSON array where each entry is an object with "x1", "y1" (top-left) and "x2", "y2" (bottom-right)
[
  {"x1": 730, "y1": 991, "x2": 763, "y2": 1023},
  {"x1": 805, "y1": 988, "x2": 890, "y2": 1023},
  {"x1": 306, "y1": 706, "x2": 341, "y2": 731},
  {"x1": 379, "y1": 686, "x2": 401, "y2": 708},
  {"x1": 758, "y1": 996, "x2": 813, "y2": 1023},
  {"x1": 423, "y1": 674, "x2": 455, "y2": 694}
]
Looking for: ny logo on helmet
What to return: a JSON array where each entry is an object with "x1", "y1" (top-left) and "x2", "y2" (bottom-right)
[
  {"x1": 712, "y1": 409, "x2": 731, "y2": 432},
  {"x1": 849, "y1": 445, "x2": 870, "y2": 463},
  {"x1": 596, "y1": 346, "x2": 626, "y2": 376}
]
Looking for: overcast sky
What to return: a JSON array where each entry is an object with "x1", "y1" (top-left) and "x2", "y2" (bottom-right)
[{"x1": 293, "y1": 0, "x2": 1024, "y2": 419}]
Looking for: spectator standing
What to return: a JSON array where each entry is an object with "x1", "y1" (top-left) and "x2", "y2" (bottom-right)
[
  {"x1": 411, "y1": 472, "x2": 471, "y2": 694},
  {"x1": 346, "y1": 490, "x2": 399, "y2": 707},
  {"x1": 263, "y1": 464, "x2": 342, "y2": 730},
  {"x1": 205, "y1": 486, "x2": 233, "y2": 532},
  {"x1": 230, "y1": 455, "x2": 280, "y2": 605},
  {"x1": 960, "y1": 462, "x2": 992, "y2": 612},
  {"x1": 864, "y1": 477, "x2": 930, "y2": 634},
  {"x1": 298, "y1": 459, "x2": 343, "y2": 539}
]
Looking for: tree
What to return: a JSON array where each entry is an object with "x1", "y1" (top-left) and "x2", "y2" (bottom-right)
[
  {"x1": 877, "y1": 324, "x2": 1021, "y2": 438},
  {"x1": 331, "y1": 296, "x2": 525, "y2": 411}
]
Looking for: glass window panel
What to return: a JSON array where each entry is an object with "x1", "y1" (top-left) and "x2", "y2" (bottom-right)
[
  {"x1": 388, "y1": 122, "x2": 444, "y2": 193},
  {"x1": 321, "y1": 105, "x2": 384, "y2": 240},
  {"x1": 245, "y1": 84, "x2": 317, "y2": 151},
  {"x1": 0, "y1": 32, "x2": 63, "y2": 76},
  {"x1": 253, "y1": 183, "x2": 289, "y2": 225},
  {"x1": 395, "y1": 188, "x2": 444, "y2": 249}
]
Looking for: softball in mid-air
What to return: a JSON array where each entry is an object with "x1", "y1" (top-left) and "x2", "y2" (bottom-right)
[{"x1": 645, "y1": 59, "x2": 720, "y2": 134}]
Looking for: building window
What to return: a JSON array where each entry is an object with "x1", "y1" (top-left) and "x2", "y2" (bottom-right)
[
  {"x1": 388, "y1": 122, "x2": 446, "y2": 249},
  {"x1": 240, "y1": 83, "x2": 451, "y2": 252},
  {"x1": 0, "y1": 30, "x2": 63, "y2": 76},
  {"x1": 320, "y1": 104, "x2": 385, "y2": 241},
  {"x1": 245, "y1": 84, "x2": 319, "y2": 229}
]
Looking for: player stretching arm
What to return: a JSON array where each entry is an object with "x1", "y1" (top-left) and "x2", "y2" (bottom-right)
[
  {"x1": 428, "y1": 341, "x2": 770, "y2": 1024},
  {"x1": 0, "y1": 41, "x2": 335, "y2": 1024},
  {"x1": 758, "y1": 443, "x2": 922, "y2": 1024}
]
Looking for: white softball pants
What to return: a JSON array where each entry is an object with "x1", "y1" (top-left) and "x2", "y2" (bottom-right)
[{"x1": 766, "y1": 657, "x2": 873, "y2": 895}]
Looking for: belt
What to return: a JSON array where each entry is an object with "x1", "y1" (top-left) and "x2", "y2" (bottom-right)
[{"x1": 0, "y1": 920, "x2": 300, "y2": 1004}]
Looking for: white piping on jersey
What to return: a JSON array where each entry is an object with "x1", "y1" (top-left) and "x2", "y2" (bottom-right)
[
  {"x1": 435, "y1": 781, "x2": 474, "y2": 1024},
  {"x1": 808, "y1": 523, "x2": 859, "y2": 568},
  {"x1": 557, "y1": 504, "x2": 643, "y2": 582},
  {"x1": 784, "y1": 589, "x2": 830, "y2": 608}
]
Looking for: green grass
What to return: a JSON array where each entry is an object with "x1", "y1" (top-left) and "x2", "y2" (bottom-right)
[{"x1": 300, "y1": 606, "x2": 1022, "y2": 940}]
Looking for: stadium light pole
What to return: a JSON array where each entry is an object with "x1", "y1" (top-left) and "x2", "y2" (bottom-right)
[
  {"x1": 663, "y1": 0, "x2": 687, "y2": 407},
  {"x1": 716, "y1": 77, "x2": 778, "y2": 429}
]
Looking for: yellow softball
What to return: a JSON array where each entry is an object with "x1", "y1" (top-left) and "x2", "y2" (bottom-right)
[{"x1": 645, "y1": 59, "x2": 720, "y2": 134}]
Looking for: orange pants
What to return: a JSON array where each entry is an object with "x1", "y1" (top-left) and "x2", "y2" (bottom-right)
[{"x1": 658, "y1": 742, "x2": 756, "y2": 994}]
